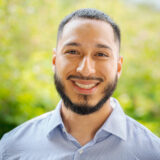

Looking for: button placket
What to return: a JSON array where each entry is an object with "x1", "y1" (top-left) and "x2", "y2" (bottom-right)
[{"x1": 79, "y1": 149, "x2": 83, "y2": 154}]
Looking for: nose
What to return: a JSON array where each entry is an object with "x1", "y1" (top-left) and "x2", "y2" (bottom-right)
[{"x1": 76, "y1": 56, "x2": 95, "y2": 76}]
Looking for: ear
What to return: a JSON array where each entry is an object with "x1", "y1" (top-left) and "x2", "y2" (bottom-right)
[
  {"x1": 117, "y1": 56, "x2": 123, "y2": 78},
  {"x1": 52, "y1": 48, "x2": 56, "y2": 72}
]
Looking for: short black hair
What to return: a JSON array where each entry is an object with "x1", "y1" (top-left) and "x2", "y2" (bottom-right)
[{"x1": 57, "y1": 8, "x2": 121, "y2": 47}]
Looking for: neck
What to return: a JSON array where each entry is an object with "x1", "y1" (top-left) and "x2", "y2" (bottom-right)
[{"x1": 61, "y1": 99, "x2": 113, "y2": 146}]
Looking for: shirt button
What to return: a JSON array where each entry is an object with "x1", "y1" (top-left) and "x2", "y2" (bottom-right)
[
  {"x1": 79, "y1": 149, "x2": 83, "y2": 154},
  {"x1": 62, "y1": 128, "x2": 65, "y2": 132}
]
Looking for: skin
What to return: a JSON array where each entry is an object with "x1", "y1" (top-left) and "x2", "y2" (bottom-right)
[{"x1": 52, "y1": 18, "x2": 123, "y2": 146}]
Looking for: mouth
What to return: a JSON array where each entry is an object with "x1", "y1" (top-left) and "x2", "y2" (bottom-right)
[
  {"x1": 74, "y1": 82, "x2": 98, "y2": 89},
  {"x1": 71, "y1": 79, "x2": 100, "y2": 94}
]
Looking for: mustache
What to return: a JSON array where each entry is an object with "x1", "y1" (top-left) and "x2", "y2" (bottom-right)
[{"x1": 67, "y1": 75, "x2": 104, "y2": 82}]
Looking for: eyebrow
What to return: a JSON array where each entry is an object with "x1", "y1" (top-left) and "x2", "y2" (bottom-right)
[
  {"x1": 64, "y1": 42, "x2": 112, "y2": 51},
  {"x1": 64, "y1": 42, "x2": 81, "y2": 47},
  {"x1": 96, "y1": 44, "x2": 112, "y2": 51}
]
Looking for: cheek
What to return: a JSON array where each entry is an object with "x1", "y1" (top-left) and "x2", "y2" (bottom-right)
[
  {"x1": 98, "y1": 61, "x2": 117, "y2": 78},
  {"x1": 56, "y1": 56, "x2": 77, "y2": 78}
]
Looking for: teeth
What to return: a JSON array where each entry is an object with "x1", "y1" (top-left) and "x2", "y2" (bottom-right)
[{"x1": 75, "y1": 82, "x2": 96, "y2": 89}]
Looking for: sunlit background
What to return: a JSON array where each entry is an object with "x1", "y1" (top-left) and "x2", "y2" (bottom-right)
[{"x1": 0, "y1": 0, "x2": 160, "y2": 138}]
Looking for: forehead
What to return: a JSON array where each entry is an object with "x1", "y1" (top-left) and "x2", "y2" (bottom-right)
[{"x1": 57, "y1": 18, "x2": 118, "y2": 51}]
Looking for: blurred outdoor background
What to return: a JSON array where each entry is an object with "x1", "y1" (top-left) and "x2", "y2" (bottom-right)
[{"x1": 0, "y1": 0, "x2": 160, "y2": 138}]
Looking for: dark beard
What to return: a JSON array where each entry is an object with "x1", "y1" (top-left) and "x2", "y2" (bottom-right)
[{"x1": 54, "y1": 73, "x2": 118, "y2": 115}]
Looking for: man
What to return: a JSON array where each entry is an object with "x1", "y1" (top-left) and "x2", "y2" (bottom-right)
[{"x1": 0, "y1": 8, "x2": 160, "y2": 160}]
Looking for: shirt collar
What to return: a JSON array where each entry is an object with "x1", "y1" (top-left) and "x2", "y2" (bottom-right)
[
  {"x1": 47, "y1": 100, "x2": 64, "y2": 138},
  {"x1": 100, "y1": 98, "x2": 127, "y2": 141},
  {"x1": 47, "y1": 98, "x2": 127, "y2": 141}
]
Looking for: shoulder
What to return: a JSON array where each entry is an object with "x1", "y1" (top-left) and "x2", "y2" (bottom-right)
[
  {"x1": 1, "y1": 110, "x2": 54, "y2": 140},
  {"x1": 0, "y1": 110, "x2": 55, "y2": 158},
  {"x1": 125, "y1": 115, "x2": 160, "y2": 160}
]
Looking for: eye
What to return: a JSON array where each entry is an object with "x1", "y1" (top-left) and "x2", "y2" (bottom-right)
[
  {"x1": 65, "y1": 50, "x2": 79, "y2": 55},
  {"x1": 96, "y1": 52, "x2": 109, "y2": 57}
]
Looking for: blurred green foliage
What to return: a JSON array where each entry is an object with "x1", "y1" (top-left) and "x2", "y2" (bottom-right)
[{"x1": 0, "y1": 0, "x2": 160, "y2": 138}]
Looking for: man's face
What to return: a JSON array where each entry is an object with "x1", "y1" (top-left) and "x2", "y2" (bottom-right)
[{"x1": 53, "y1": 18, "x2": 123, "y2": 114}]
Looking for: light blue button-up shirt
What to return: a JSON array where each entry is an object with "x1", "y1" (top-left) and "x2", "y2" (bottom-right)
[{"x1": 0, "y1": 98, "x2": 160, "y2": 160}]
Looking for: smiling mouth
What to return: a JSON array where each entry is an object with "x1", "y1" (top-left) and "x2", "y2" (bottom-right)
[
  {"x1": 68, "y1": 76, "x2": 102, "y2": 94},
  {"x1": 74, "y1": 82, "x2": 98, "y2": 89},
  {"x1": 71, "y1": 79, "x2": 100, "y2": 94}
]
